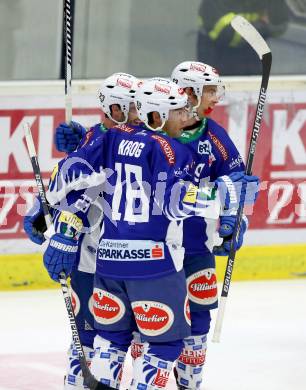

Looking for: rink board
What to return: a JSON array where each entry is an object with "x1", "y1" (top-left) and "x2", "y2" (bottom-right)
[
  {"x1": 1, "y1": 77, "x2": 306, "y2": 248},
  {"x1": 1, "y1": 244, "x2": 306, "y2": 291}
]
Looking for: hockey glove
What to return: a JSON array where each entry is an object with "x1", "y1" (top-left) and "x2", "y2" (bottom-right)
[
  {"x1": 215, "y1": 171, "x2": 260, "y2": 212},
  {"x1": 55, "y1": 121, "x2": 86, "y2": 153},
  {"x1": 213, "y1": 215, "x2": 248, "y2": 256},
  {"x1": 23, "y1": 197, "x2": 47, "y2": 245},
  {"x1": 43, "y1": 233, "x2": 78, "y2": 282}
]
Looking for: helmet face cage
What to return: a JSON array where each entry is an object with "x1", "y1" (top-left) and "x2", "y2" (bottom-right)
[
  {"x1": 171, "y1": 61, "x2": 225, "y2": 107},
  {"x1": 98, "y1": 73, "x2": 139, "y2": 124},
  {"x1": 135, "y1": 77, "x2": 188, "y2": 131}
]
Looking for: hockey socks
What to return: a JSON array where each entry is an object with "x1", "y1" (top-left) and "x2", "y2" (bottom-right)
[{"x1": 174, "y1": 334, "x2": 207, "y2": 389}]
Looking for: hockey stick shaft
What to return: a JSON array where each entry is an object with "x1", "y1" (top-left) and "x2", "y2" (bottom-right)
[
  {"x1": 23, "y1": 122, "x2": 101, "y2": 389},
  {"x1": 212, "y1": 17, "x2": 272, "y2": 342},
  {"x1": 24, "y1": 123, "x2": 53, "y2": 231},
  {"x1": 63, "y1": 0, "x2": 72, "y2": 123}
]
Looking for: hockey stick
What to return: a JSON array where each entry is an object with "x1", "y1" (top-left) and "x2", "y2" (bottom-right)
[
  {"x1": 212, "y1": 16, "x2": 272, "y2": 343},
  {"x1": 63, "y1": 0, "x2": 73, "y2": 123},
  {"x1": 24, "y1": 123, "x2": 107, "y2": 389}
]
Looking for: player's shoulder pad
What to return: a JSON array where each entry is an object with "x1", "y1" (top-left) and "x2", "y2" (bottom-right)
[
  {"x1": 206, "y1": 118, "x2": 230, "y2": 161},
  {"x1": 150, "y1": 132, "x2": 178, "y2": 166}
]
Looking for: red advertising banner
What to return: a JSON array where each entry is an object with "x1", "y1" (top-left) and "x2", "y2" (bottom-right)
[
  {"x1": 213, "y1": 101, "x2": 306, "y2": 231},
  {"x1": 0, "y1": 107, "x2": 102, "y2": 240},
  {"x1": 0, "y1": 89, "x2": 305, "y2": 247}
]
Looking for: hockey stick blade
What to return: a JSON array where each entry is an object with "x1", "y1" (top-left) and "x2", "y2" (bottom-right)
[{"x1": 231, "y1": 15, "x2": 271, "y2": 59}]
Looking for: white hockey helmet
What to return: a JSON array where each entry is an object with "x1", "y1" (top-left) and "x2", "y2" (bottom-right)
[
  {"x1": 135, "y1": 77, "x2": 188, "y2": 131},
  {"x1": 98, "y1": 72, "x2": 139, "y2": 124},
  {"x1": 171, "y1": 61, "x2": 224, "y2": 107}
]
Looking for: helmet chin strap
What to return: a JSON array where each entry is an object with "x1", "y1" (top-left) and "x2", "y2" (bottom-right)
[
  {"x1": 145, "y1": 119, "x2": 166, "y2": 131},
  {"x1": 192, "y1": 95, "x2": 201, "y2": 121},
  {"x1": 109, "y1": 111, "x2": 128, "y2": 125},
  {"x1": 192, "y1": 107, "x2": 201, "y2": 121}
]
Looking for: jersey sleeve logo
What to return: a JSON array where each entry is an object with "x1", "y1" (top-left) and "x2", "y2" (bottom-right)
[
  {"x1": 208, "y1": 130, "x2": 228, "y2": 160},
  {"x1": 114, "y1": 124, "x2": 135, "y2": 133},
  {"x1": 151, "y1": 134, "x2": 176, "y2": 165}
]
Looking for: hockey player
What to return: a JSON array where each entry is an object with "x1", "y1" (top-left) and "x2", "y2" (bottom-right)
[
  {"x1": 42, "y1": 77, "x2": 259, "y2": 389},
  {"x1": 169, "y1": 60, "x2": 253, "y2": 389},
  {"x1": 129, "y1": 62, "x2": 258, "y2": 389},
  {"x1": 23, "y1": 72, "x2": 140, "y2": 389}
]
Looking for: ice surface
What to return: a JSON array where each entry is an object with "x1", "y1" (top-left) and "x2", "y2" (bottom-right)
[{"x1": 0, "y1": 280, "x2": 305, "y2": 390}]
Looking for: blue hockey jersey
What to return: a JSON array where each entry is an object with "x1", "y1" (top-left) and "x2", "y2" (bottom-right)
[
  {"x1": 179, "y1": 118, "x2": 245, "y2": 255},
  {"x1": 78, "y1": 122, "x2": 108, "y2": 149},
  {"x1": 77, "y1": 123, "x2": 108, "y2": 273},
  {"x1": 47, "y1": 123, "x2": 221, "y2": 280},
  {"x1": 48, "y1": 122, "x2": 108, "y2": 274}
]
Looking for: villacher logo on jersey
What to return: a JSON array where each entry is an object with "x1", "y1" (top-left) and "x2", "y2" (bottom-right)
[
  {"x1": 132, "y1": 301, "x2": 174, "y2": 336},
  {"x1": 187, "y1": 269, "x2": 218, "y2": 305},
  {"x1": 98, "y1": 239, "x2": 165, "y2": 261},
  {"x1": 93, "y1": 288, "x2": 126, "y2": 325}
]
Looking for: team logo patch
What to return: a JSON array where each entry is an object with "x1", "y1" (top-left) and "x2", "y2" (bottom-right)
[
  {"x1": 93, "y1": 288, "x2": 125, "y2": 325},
  {"x1": 132, "y1": 301, "x2": 174, "y2": 336},
  {"x1": 130, "y1": 342, "x2": 144, "y2": 360},
  {"x1": 71, "y1": 288, "x2": 80, "y2": 316},
  {"x1": 152, "y1": 368, "x2": 170, "y2": 388},
  {"x1": 198, "y1": 140, "x2": 212, "y2": 155},
  {"x1": 59, "y1": 211, "x2": 83, "y2": 232},
  {"x1": 179, "y1": 347, "x2": 206, "y2": 366},
  {"x1": 184, "y1": 295, "x2": 191, "y2": 326},
  {"x1": 183, "y1": 182, "x2": 198, "y2": 204},
  {"x1": 187, "y1": 268, "x2": 218, "y2": 305}
]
